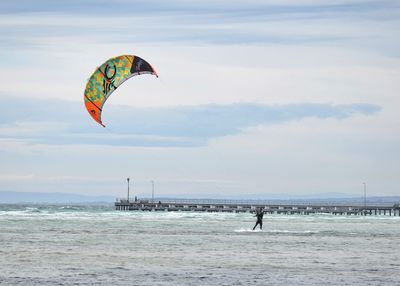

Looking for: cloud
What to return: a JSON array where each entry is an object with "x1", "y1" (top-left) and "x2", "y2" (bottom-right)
[
  {"x1": 1, "y1": 0, "x2": 395, "y2": 17},
  {"x1": 1, "y1": 0, "x2": 399, "y2": 50},
  {"x1": 0, "y1": 96, "x2": 380, "y2": 147}
]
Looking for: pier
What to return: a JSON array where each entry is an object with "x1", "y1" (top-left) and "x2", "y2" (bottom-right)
[{"x1": 115, "y1": 199, "x2": 400, "y2": 216}]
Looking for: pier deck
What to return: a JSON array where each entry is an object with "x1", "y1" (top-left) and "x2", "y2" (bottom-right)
[{"x1": 115, "y1": 200, "x2": 400, "y2": 216}]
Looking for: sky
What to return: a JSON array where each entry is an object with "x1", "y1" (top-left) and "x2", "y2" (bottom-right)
[{"x1": 0, "y1": 0, "x2": 399, "y2": 199}]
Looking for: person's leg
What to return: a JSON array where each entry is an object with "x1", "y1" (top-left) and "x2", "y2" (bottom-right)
[
  {"x1": 259, "y1": 220, "x2": 263, "y2": 230},
  {"x1": 253, "y1": 221, "x2": 259, "y2": 230}
]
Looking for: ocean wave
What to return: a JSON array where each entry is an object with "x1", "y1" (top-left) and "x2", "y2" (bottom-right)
[{"x1": 234, "y1": 229, "x2": 320, "y2": 235}]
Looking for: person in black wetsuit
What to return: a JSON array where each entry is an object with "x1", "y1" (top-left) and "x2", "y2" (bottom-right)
[{"x1": 253, "y1": 208, "x2": 264, "y2": 230}]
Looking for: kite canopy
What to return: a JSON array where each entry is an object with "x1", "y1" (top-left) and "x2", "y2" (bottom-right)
[{"x1": 84, "y1": 55, "x2": 158, "y2": 127}]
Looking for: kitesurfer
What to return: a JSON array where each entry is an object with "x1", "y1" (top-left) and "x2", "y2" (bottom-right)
[{"x1": 252, "y1": 208, "x2": 264, "y2": 230}]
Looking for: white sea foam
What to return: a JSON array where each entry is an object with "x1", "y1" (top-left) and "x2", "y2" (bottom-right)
[{"x1": 234, "y1": 228, "x2": 263, "y2": 232}]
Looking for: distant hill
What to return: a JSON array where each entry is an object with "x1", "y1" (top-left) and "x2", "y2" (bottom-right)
[{"x1": 0, "y1": 191, "x2": 116, "y2": 204}]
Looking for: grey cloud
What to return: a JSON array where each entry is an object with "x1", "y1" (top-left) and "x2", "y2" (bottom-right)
[{"x1": 0, "y1": 96, "x2": 381, "y2": 147}]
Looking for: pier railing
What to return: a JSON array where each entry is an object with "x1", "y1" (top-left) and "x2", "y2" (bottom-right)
[{"x1": 116, "y1": 197, "x2": 398, "y2": 207}]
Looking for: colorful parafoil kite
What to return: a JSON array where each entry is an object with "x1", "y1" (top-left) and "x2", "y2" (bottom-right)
[{"x1": 84, "y1": 55, "x2": 158, "y2": 127}]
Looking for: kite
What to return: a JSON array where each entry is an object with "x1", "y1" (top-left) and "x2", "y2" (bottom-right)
[{"x1": 84, "y1": 55, "x2": 158, "y2": 127}]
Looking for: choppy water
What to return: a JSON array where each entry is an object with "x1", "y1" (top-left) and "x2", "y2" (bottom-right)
[{"x1": 0, "y1": 205, "x2": 399, "y2": 285}]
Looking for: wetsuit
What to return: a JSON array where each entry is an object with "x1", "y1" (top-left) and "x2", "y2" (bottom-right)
[{"x1": 253, "y1": 211, "x2": 264, "y2": 230}]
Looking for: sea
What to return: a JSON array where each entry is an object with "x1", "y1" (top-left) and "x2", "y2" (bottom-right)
[{"x1": 0, "y1": 204, "x2": 399, "y2": 286}]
